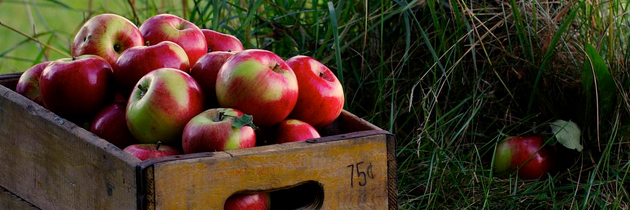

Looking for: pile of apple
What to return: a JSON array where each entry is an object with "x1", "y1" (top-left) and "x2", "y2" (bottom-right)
[{"x1": 15, "y1": 13, "x2": 344, "y2": 209}]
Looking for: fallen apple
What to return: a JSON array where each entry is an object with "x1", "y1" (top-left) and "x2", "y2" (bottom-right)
[{"x1": 494, "y1": 136, "x2": 553, "y2": 179}]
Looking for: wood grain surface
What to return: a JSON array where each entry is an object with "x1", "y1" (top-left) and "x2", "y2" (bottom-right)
[{"x1": 0, "y1": 78, "x2": 141, "y2": 210}]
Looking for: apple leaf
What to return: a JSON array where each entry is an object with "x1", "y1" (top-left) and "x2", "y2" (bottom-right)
[
  {"x1": 232, "y1": 114, "x2": 258, "y2": 130},
  {"x1": 550, "y1": 120, "x2": 583, "y2": 152}
]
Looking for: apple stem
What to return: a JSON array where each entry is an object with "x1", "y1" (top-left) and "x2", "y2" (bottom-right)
[
  {"x1": 72, "y1": 57, "x2": 77, "y2": 61},
  {"x1": 156, "y1": 141, "x2": 161, "y2": 150},
  {"x1": 137, "y1": 84, "x2": 148, "y2": 98},
  {"x1": 219, "y1": 112, "x2": 225, "y2": 121},
  {"x1": 207, "y1": 47, "x2": 212, "y2": 53},
  {"x1": 271, "y1": 63, "x2": 281, "y2": 73},
  {"x1": 145, "y1": 41, "x2": 150, "y2": 46}
]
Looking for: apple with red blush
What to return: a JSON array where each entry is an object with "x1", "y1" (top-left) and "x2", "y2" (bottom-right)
[
  {"x1": 16, "y1": 61, "x2": 51, "y2": 105},
  {"x1": 286, "y1": 55, "x2": 344, "y2": 128},
  {"x1": 139, "y1": 14, "x2": 207, "y2": 65}
]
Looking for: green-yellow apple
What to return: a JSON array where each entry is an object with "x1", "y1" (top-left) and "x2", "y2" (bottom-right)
[
  {"x1": 286, "y1": 55, "x2": 344, "y2": 128},
  {"x1": 273, "y1": 119, "x2": 320, "y2": 144},
  {"x1": 189, "y1": 51, "x2": 235, "y2": 108},
  {"x1": 123, "y1": 143, "x2": 181, "y2": 161},
  {"x1": 113, "y1": 41, "x2": 190, "y2": 96},
  {"x1": 139, "y1": 14, "x2": 207, "y2": 65},
  {"x1": 72, "y1": 13, "x2": 144, "y2": 65},
  {"x1": 40, "y1": 55, "x2": 114, "y2": 122},
  {"x1": 16, "y1": 61, "x2": 51, "y2": 105},
  {"x1": 126, "y1": 68, "x2": 205, "y2": 144},
  {"x1": 494, "y1": 136, "x2": 553, "y2": 179},
  {"x1": 224, "y1": 192, "x2": 270, "y2": 210},
  {"x1": 201, "y1": 29, "x2": 245, "y2": 52},
  {"x1": 216, "y1": 49, "x2": 298, "y2": 127},
  {"x1": 182, "y1": 108, "x2": 256, "y2": 154}
]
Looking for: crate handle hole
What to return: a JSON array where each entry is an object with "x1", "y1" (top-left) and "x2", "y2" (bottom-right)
[
  {"x1": 269, "y1": 181, "x2": 323, "y2": 210},
  {"x1": 224, "y1": 181, "x2": 324, "y2": 210}
]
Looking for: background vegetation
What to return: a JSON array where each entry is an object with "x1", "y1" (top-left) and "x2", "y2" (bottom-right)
[{"x1": 1, "y1": 0, "x2": 630, "y2": 208}]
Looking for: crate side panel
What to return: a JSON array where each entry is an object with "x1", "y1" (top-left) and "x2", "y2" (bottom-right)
[
  {"x1": 151, "y1": 134, "x2": 390, "y2": 210},
  {"x1": 0, "y1": 186, "x2": 39, "y2": 210},
  {"x1": 0, "y1": 85, "x2": 139, "y2": 210}
]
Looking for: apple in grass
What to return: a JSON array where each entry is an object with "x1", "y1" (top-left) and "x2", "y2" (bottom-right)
[
  {"x1": 182, "y1": 108, "x2": 256, "y2": 154},
  {"x1": 40, "y1": 55, "x2": 113, "y2": 122},
  {"x1": 224, "y1": 192, "x2": 270, "y2": 210},
  {"x1": 286, "y1": 55, "x2": 344, "y2": 128},
  {"x1": 201, "y1": 29, "x2": 245, "y2": 52},
  {"x1": 16, "y1": 61, "x2": 51, "y2": 105},
  {"x1": 216, "y1": 49, "x2": 298, "y2": 127},
  {"x1": 273, "y1": 119, "x2": 320, "y2": 144},
  {"x1": 72, "y1": 13, "x2": 144, "y2": 66},
  {"x1": 189, "y1": 51, "x2": 235, "y2": 107},
  {"x1": 139, "y1": 14, "x2": 207, "y2": 65},
  {"x1": 113, "y1": 41, "x2": 190, "y2": 96},
  {"x1": 126, "y1": 68, "x2": 204, "y2": 144},
  {"x1": 90, "y1": 101, "x2": 137, "y2": 149},
  {"x1": 123, "y1": 143, "x2": 181, "y2": 161},
  {"x1": 494, "y1": 136, "x2": 553, "y2": 179}
]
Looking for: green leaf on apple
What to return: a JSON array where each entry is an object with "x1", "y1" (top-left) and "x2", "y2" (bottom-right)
[
  {"x1": 550, "y1": 119, "x2": 583, "y2": 152},
  {"x1": 231, "y1": 114, "x2": 258, "y2": 130}
]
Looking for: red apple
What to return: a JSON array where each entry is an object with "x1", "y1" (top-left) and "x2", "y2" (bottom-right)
[
  {"x1": 123, "y1": 143, "x2": 181, "y2": 161},
  {"x1": 126, "y1": 68, "x2": 204, "y2": 144},
  {"x1": 216, "y1": 49, "x2": 298, "y2": 127},
  {"x1": 273, "y1": 119, "x2": 320, "y2": 144},
  {"x1": 113, "y1": 41, "x2": 190, "y2": 96},
  {"x1": 182, "y1": 108, "x2": 256, "y2": 154},
  {"x1": 189, "y1": 51, "x2": 235, "y2": 108},
  {"x1": 90, "y1": 102, "x2": 137, "y2": 149},
  {"x1": 201, "y1": 29, "x2": 245, "y2": 52},
  {"x1": 72, "y1": 13, "x2": 144, "y2": 65},
  {"x1": 286, "y1": 55, "x2": 344, "y2": 128},
  {"x1": 494, "y1": 136, "x2": 553, "y2": 179},
  {"x1": 224, "y1": 192, "x2": 270, "y2": 210},
  {"x1": 40, "y1": 55, "x2": 113, "y2": 121},
  {"x1": 139, "y1": 14, "x2": 207, "y2": 65},
  {"x1": 16, "y1": 61, "x2": 51, "y2": 105}
]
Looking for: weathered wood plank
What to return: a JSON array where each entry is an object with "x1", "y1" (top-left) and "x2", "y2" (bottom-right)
[
  {"x1": 0, "y1": 83, "x2": 141, "y2": 210},
  {"x1": 148, "y1": 132, "x2": 393, "y2": 209},
  {"x1": 0, "y1": 186, "x2": 39, "y2": 210}
]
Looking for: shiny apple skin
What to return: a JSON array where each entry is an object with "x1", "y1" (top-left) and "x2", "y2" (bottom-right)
[
  {"x1": 494, "y1": 136, "x2": 553, "y2": 179},
  {"x1": 90, "y1": 102, "x2": 137, "y2": 149},
  {"x1": 16, "y1": 61, "x2": 51, "y2": 105},
  {"x1": 39, "y1": 55, "x2": 114, "y2": 122}
]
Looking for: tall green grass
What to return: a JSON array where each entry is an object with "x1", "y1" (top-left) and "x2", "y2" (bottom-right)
[{"x1": 1, "y1": 0, "x2": 630, "y2": 209}]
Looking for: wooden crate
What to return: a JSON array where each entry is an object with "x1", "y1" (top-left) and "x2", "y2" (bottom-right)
[{"x1": 0, "y1": 73, "x2": 397, "y2": 210}]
